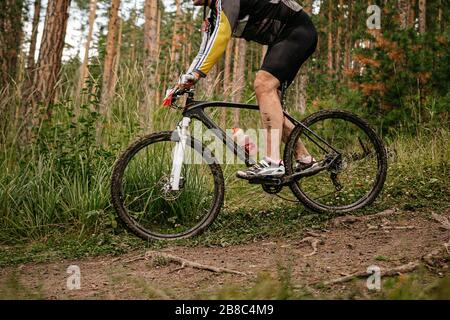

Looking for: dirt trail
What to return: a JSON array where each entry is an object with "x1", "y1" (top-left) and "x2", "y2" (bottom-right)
[{"x1": 1, "y1": 208, "x2": 449, "y2": 299}]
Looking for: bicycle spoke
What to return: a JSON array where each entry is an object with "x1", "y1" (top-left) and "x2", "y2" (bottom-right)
[
  {"x1": 286, "y1": 110, "x2": 387, "y2": 212},
  {"x1": 111, "y1": 132, "x2": 224, "y2": 239}
]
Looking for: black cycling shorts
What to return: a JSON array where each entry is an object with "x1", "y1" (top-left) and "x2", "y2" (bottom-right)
[{"x1": 260, "y1": 10, "x2": 318, "y2": 88}]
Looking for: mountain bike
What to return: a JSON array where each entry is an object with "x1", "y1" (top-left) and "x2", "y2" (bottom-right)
[{"x1": 111, "y1": 86, "x2": 387, "y2": 241}]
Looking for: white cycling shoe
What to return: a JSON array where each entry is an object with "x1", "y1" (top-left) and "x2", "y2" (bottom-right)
[
  {"x1": 236, "y1": 157, "x2": 285, "y2": 180},
  {"x1": 295, "y1": 155, "x2": 319, "y2": 172}
]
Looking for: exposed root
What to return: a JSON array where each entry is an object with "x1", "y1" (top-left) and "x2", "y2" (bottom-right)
[
  {"x1": 444, "y1": 240, "x2": 450, "y2": 255},
  {"x1": 121, "y1": 251, "x2": 247, "y2": 275},
  {"x1": 321, "y1": 239, "x2": 449, "y2": 287},
  {"x1": 431, "y1": 212, "x2": 450, "y2": 230},
  {"x1": 144, "y1": 251, "x2": 247, "y2": 275},
  {"x1": 422, "y1": 247, "x2": 444, "y2": 266},
  {"x1": 430, "y1": 212, "x2": 450, "y2": 256},
  {"x1": 299, "y1": 237, "x2": 323, "y2": 257},
  {"x1": 321, "y1": 261, "x2": 420, "y2": 286},
  {"x1": 305, "y1": 231, "x2": 324, "y2": 238},
  {"x1": 366, "y1": 223, "x2": 416, "y2": 232},
  {"x1": 331, "y1": 208, "x2": 397, "y2": 228}
]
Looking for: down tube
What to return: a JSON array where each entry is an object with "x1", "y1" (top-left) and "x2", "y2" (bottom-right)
[{"x1": 187, "y1": 108, "x2": 257, "y2": 167}]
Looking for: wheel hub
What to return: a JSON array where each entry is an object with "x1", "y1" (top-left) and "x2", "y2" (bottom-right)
[{"x1": 157, "y1": 175, "x2": 185, "y2": 201}]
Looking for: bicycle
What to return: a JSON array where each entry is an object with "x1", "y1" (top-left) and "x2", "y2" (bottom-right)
[{"x1": 111, "y1": 86, "x2": 387, "y2": 241}]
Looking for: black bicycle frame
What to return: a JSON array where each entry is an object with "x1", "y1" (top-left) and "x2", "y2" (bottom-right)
[{"x1": 181, "y1": 97, "x2": 340, "y2": 170}]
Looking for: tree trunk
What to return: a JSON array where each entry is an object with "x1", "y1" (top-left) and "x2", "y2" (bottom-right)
[
  {"x1": 111, "y1": 18, "x2": 123, "y2": 92},
  {"x1": 100, "y1": 0, "x2": 121, "y2": 112},
  {"x1": 418, "y1": 0, "x2": 426, "y2": 34},
  {"x1": 111, "y1": 18, "x2": 122, "y2": 94},
  {"x1": 205, "y1": 65, "x2": 218, "y2": 98},
  {"x1": 408, "y1": 0, "x2": 416, "y2": 28},
  {"x1": 221, "y1": 39, "x2": 233, "y2": 128},
  {"x1": 76, "y1": 0, "x2": 97, "y2": 106},
  {"x1": 327, "y1": 0, "x2": 334, "y2": 76},
  {"x1": 141, "y1": 0, "x2": 159, "y2": 131},
  {"x1": 26, "y1": 0, "x2": 41, "y2": 74},
  {"x1": 170, "y1": 0, "x2": 182, "y2": 66},
  {"x1": 344, "y1": 1, "x2": 353, "y2": 75},
  {"x1": 261, "y1": 45, "x2": 268, "y2": 66},
  {"x1": 437, "y1": 0, "x2": 442, "y2": 32},
  {"x1": 129, "y1": 9, "x2": 137, "y2": 63},
  {"x1": 144, "y1": 0, "x2": 159, "y2": 62},
  {"x1": 335, "y1": 0, "x2": 343, "y2": 78},
  {"x1": 296, "y1": 0, "x2": 312, "y2": 114},
  {"x1": 232, "y1": 39, "x2": 246, "y2": 128},
  {"x1": 0, "y1": 0, "x2": 24, "y2": 88},
  {"x1": 155, "y1": 9, "x2": 162, "y2": 105},
  {"x1": 397, "y1": 0, "x2": 409, "y2": 29},
  {"x1": 296, "y1": 70, "x2": 308, "y2": 114},
  {"x1": 32, "y1": 0, "x2": 71, "y2": 110}
]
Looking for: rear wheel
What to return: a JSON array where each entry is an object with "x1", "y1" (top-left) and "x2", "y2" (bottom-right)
[
  {"x1": 284, "y1": 110, "x2": 387, "y2": 213},
  {"x1": 111, "y1": 131, "x2": 224, "y2": 240}
]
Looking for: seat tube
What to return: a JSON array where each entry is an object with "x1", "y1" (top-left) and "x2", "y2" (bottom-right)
[{"x1": 170, "y1": 117, "x2": 191, "y2": 191}]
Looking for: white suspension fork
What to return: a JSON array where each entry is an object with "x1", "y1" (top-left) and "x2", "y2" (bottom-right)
[{"x1": 170, "y1": 117, "x2": 191, "y2": 191}]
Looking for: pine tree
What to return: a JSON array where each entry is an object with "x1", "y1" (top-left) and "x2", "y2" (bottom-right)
[
  {"x1": 26, "y1": 0, "x2": 41, "y2": 75},
  {"x1": 32, "y1": 0, "x2": 71, "y2": 110},
  {"x1": 0, "y1": 0, "x2": 24, "y2": 88},
  {"x1": 100, "y1": 0, "x2": 121, "y2": 112},
  {"x1": 232, "y1": 39, "x2": 247, "y2": 127},
  {"x1": 76, "y1": 0, "x2": 97, "y2": 106},
  {"x1": 419, "y1": 0, "x2": 427, "y2": 34},
  {"x1": 140, "y1": 0, "x2": 159, "y2": 130}
]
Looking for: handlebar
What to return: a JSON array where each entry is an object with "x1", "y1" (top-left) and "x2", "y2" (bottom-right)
[{"x1": 163, "y1": 87, "x2": 195, "y2": 109}]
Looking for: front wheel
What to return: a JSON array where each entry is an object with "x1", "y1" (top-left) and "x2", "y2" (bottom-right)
[
  {"x1": 111, "y1": 131, "x2": 225, "y2": 240},
  {"x1": 284, "y1": 110, "x2": 387, "y2": 213}
]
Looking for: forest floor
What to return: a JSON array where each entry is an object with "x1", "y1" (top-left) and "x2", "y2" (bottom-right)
[{"x1": 1, "y1": 207, "x2": 449, "y2": 299}]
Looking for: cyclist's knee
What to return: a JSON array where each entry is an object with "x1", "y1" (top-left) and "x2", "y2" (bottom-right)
[{"x1": 254, "y1": 71, "x2": 279, "y2": 95}]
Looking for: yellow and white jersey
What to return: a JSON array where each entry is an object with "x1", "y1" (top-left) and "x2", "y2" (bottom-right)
[{"x1": 188, "y1": 0, "x2": 304, "y2": 78}]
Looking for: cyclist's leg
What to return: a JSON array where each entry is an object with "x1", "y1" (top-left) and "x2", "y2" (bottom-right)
[
  {"x1": 282, "y1": 117, "x2": 310, "y2": 160},
  {"x1": 254, "y1": 70, "x2": 283, "y2": 162},
  {"x1": 261, "y1": 10, "x2": 318, "y2": 162}
]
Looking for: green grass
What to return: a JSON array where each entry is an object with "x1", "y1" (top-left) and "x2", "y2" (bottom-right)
[
  {"x1": 195, "y1": 269, "x2": 450, "y2": 300},
  {"x1": 0, "y1": 66, "x2": 449, "y2": 267},
  {"x1": 0, "y1": 124, "x2": 448, "y2": 265}
]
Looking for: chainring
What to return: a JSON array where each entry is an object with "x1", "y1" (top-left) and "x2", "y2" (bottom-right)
[{"x1": 262, "y1": 184, "x2": 283, "y2": 194}]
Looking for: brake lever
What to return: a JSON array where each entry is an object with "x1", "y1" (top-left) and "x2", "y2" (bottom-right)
[{"x1": 163, "y1": 88, "x2": 194, "y2": 109}]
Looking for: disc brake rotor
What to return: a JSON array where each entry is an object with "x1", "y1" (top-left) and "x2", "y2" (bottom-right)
[{"x1": 156, "y1": 175, "x2": 184, "y2": 201}]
